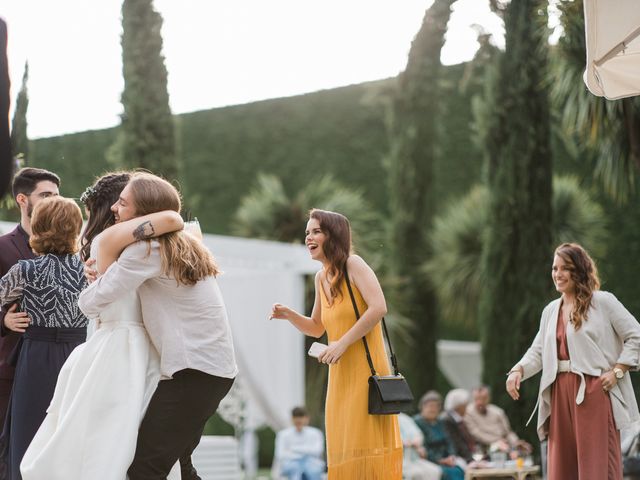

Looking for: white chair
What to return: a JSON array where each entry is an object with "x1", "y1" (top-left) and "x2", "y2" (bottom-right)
[{"x1": 191, "y1": 435, "x2": 243, "y2": 480}]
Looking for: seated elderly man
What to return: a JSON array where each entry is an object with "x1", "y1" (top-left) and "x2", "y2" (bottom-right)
[
  {"x1": 464, "y1": 385, "x2": 531, "y2": 455},
  {"x1": 440, "y1": 389, "x2": 476, "y2": 463},
  {"x1": 398, "y1": 412, "x2": 442, "y2": 480}
]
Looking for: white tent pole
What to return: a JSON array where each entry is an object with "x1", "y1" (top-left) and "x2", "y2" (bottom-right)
[{"x1": 595, "y1": 25, "x2": 640, "y2": 67}]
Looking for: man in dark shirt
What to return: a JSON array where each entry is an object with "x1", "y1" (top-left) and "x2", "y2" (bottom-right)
[{"x1": 0, "y1": 167, "x2": 60, "y2": 423}]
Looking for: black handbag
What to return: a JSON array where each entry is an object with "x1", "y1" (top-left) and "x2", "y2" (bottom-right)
[{"x1": 344, "y1": 266, "x2": 414, "y2": 415}]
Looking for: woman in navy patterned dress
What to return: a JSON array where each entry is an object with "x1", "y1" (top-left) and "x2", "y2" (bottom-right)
[{"x1": 0, "y1": 196, "x2": 87, "y2": 480}]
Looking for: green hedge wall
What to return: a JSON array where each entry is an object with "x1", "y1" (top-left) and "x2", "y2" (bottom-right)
[{"x1": 22, "y1": 64, "x2": 482, "y2": 235}]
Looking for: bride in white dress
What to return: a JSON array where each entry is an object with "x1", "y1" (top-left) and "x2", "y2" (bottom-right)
[{"x1": 20, "y1": 173, "x2": 183, "y2": 479}]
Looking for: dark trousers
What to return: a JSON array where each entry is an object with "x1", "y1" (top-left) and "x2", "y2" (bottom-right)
[
  {"x1": 127, "y1": 369, "x2": 234, "y2": 480},
  {"x1": 0, "y1": 378, "x2": 10, "y2": 480},
  {"x1": 3, "y1": 328, "x2": 85, "y2": 480}
]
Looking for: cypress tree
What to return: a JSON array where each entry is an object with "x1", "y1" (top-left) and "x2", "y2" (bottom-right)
[
  {"x1": 478, "y1": 0, "x2": 553, "y2": 445},
  {"x1": 119, "y1": 0, "x2": 177, "y2": 179},
  {"x1": 387, "y1": 0, "x2": 455, "y2": 396},
  {"x1": 10, "y1": 62, "x2": 29, "y2": 163},
  {"x1": 0, "y1": 19, "x2": 12, "y2": 200}
]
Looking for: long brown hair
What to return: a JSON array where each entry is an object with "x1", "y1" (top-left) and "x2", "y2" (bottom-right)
[
  {"x1": 309, "y1": 208, "x2": 352, "y2": 301},
  {"x1": 80, "y1": 172, "x2": 131, "y2": 261},
  {"x1": 128, "y1": 173, "x2": 219, "y2": 284},
  {"x1": 554, "y1": 243, "x2": 600, "y2": 330}
]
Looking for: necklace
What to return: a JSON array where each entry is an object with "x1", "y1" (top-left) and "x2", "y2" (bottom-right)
[{"x1": 560, "y1": 300, "x2": 574, "y2": 326}]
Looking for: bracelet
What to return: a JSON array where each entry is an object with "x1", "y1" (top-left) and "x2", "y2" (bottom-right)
[{"x1": 506, "y1": 369, "x2": 522, "y2": 377}]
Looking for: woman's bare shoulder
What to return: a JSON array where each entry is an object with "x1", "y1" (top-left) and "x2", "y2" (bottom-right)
[{"x1": 346, "y1": 254, "x2": 368, "y2": 270}]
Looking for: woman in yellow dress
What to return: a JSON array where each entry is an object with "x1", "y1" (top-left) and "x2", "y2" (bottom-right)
[{"x1": 271, "y1": 209, "x2": 403, "y2": 479}]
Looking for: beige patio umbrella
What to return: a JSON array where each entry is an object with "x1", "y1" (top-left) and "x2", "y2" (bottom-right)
[{"x1": 583, "y1": 0, "x2": 640, "y2": 100}]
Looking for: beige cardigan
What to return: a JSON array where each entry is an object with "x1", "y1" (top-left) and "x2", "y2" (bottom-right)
[{"x1": 514, "y1": 291, "x2": 640, "y2": 440}]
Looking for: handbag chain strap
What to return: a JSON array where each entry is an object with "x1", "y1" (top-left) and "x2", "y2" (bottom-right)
[{"x1": 343, "y1": 264, "x2": 399, "y2": 377}]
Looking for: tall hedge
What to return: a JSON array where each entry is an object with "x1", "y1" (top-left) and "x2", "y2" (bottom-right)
[
  {"x1": 19, "y1": 66, "x2": 481, "y2": 229},
  {"x1": 118, "y1": 0, "x2": 177, "y2": 179},
  {"x1": 387, "y1": 0, "x2": 455, "y2": 396},
  {"x1": 477, "y1": 0, "x2": 553, "y2": 446}
]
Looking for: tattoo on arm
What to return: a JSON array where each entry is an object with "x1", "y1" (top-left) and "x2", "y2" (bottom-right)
[{"x1": 132, "y1": 221, "x2": 156, "y2": 241}]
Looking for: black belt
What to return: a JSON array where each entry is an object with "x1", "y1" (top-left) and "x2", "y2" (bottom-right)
[{"x1": 23, "y1": 325, "x2": 87, "y2": 343}]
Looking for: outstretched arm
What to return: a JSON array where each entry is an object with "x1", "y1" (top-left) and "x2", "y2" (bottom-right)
[
  {"x1": 95, "y1": 211, "x2": 183, "y2": 274},
  {"x1": 270, "y1": 270, "x2": 325, "y2": 338}
]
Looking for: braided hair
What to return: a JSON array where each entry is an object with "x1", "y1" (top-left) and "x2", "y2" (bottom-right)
[{"x1": 80, "y1": 172, "x2": 131, "y2": 261}]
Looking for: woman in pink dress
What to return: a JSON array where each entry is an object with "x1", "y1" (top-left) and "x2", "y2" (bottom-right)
[{"x1": 506, "y1": 243, "x2": 640, "y2": 480}]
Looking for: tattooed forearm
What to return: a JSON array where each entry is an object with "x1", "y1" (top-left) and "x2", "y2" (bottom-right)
[{"x1": 132, "y1": 221, "x2": 156, "y2": 241}]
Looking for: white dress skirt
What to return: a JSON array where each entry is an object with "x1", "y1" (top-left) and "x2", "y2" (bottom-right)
[{"x1": 20, "y1": 239, "x2": 180, "y2": 479}]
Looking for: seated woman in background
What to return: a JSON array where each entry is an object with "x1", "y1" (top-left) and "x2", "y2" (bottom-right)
[
  {"x1": 0, "y1": 196, "x2": 88, "y2": 480},
  {"x1": 398, "y1": 412, "x2": 443, "y2": 480},
  {"x1": 413, "y1": 391, "x2": 465, "y2": 480}
]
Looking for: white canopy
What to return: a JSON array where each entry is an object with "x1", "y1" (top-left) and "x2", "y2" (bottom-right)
[
  {"x1": 200, "y1": 233, "x2": 317, "y2": 432},
  {"x1": 437, "y1": 339, "x2": 482, "y2": 391},
  {"x1": 583, "y1": 0, "x2": 640, "y2": 100}
]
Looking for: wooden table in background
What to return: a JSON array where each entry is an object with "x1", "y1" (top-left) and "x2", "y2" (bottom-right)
[{"x1": 464, "y1": 465, "x2": 540, "y2": 480}]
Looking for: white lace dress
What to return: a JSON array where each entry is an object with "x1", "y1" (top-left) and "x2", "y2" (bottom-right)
[{"x1": 20, "y1": 237, "x2": 179, "y2": 480}]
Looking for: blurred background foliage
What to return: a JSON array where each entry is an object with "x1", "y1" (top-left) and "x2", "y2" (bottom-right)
[{"x1": 425, "y1": 175, "x2": 607, "y2": 335}]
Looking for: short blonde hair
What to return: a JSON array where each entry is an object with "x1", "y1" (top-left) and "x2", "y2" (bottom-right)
[{"x1": 30, "y1": 197, "x2": 83, "y2": 255}]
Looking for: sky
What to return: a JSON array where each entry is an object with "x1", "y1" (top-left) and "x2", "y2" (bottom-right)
[{"x1": 1, "y1": 0, "x2": 505, "y2": 139}]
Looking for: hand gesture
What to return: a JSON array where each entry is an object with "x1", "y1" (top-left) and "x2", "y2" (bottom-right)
[
  {"x1": 4, "y1": 304, "x2": 30, "y2": 333},
  {"x1": 506, "y1": 369, "x2": 522, "y2": 400},
  {"x1": 270, "y1": 303, "x2": 292, "y2": 321},
  {"x1": 317, "y1": 341, "x2": 347, "y2": 365},
  {"x1": 599, "y1": 370, "x2": 617, "y2": 393},
  {"x1": 84, "y1": 258, "x2": 98, "y2": 284}
]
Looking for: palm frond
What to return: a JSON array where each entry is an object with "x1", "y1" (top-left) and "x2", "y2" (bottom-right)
[
  {"x1": 232, "y1": 173, "x2": 386, "y2": 268},
  {"x1": 551, "y1": 0, "x2": 639, "y2": 202},
  {"x1": 231, "y1": 174, "x2": 293, "y2": 241},
  {"x1": 425, "y1": 176, "x2": 608, "y2": 329}
]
